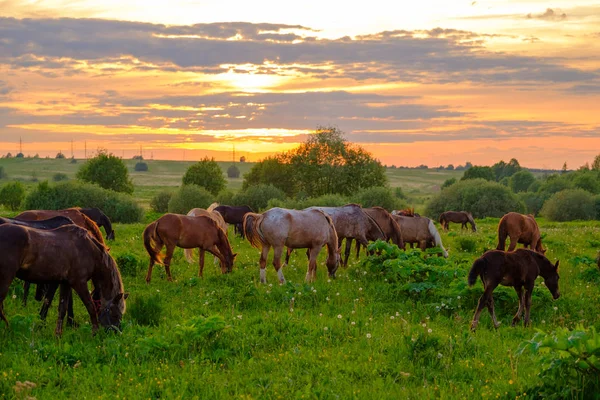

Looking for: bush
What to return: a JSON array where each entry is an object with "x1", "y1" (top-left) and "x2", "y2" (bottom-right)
[
  {"x1": 168, "y1": 185, "x2": 215, "y2": 214},
  {"x1": 297, "y1": 194, "x2": 349, "y2": 208},
  {"x1": 0, "y1": 181, "x2": 25, "y2": 210},
  {"x1": 0, "y1": 166, "x2": 7, "y2": 179},
  {"x1": 519, "y1": 192, "x2": 544, "y2": 216},
  {"x1": 425, "y1": 178, "x2": 525, "y2": 219},
  {"x1": 456, "y1": 237, "x2": 477, "y2": 253},
  {"x1": 24, "y1": 181, "x2": 143, "y2": 223},
  {"x1": 134, "y1": 162, "x2": 149, "y2": 172},
  {"x1": 227, "y1": 164, "x2": 240, "y2": 178},
  {"x1": 55, "y1": 152, "x2": 65, "y2": 159},
  {"x1": 216, "y1": 190, "x2": 235, "y2": 205},
  {"x1": 509, "y1": 170, "x2": 536, "y2": 193},
  {"x1": 232, "y1": 184, "x2": 285, "y2": 211},
  {"x1": 572, "y1": 172, "x2": 600, "y2": 194},
  {"x1": 128, "y1": 294, "x2": 163, "y2": 327},
  {"x1": 150, "y1": 190, "x2": 173, "y2": 213},
  {"x1": 52, "y1": 173, "x2": 69, "y2": 182},
  {"x1": 441, "y1": 178, "x2": 456, "y2": 190},
  {"x1": 115, "y1": 253, "x2": 143, "y2": 277},
  {"x1": 182, "y1": 158, "x2": 226, "y2": 196},
  {"x1": 541, "y1": 189, "x2": 596, "y2": 221},
  {"x1": 76, "y1": 150, "x2": 134, "y2": 194},
  {"x1": 537, "y1": 175, "x2": 572, "y2": 201},
  {"x1": 394, "y1": 186, "x2": 407, "y2": 200},
  {"x1": 596, "y1": 195, "x2": 600, "y2": 220},
  {"x1": 353, "y1": 186, "x2": 404, "y2": 211}
]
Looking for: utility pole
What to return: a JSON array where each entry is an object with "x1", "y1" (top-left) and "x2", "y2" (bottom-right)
[
  {"x1": 232, "y1": 144, "x2": 235, "y2": 163},
  {"x1": 70, "y1": 139, "x2": 74, "y2": 158},
  {"x1": 19, "y1": 137, "x2": 23, "y2": 154},
  {"x1": 84, "y1": 141, "x2": 87, "y2": 159},
  {"x1": 139, "y1": 144, "x2": 142, "y2": 159}
]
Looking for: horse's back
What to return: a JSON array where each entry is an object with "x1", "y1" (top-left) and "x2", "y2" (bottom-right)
[{"x1": 262, "y1": 208, "x2": 331, "y2": 247}]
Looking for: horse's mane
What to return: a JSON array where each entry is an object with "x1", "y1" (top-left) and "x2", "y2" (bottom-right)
[
  {"x1": 80, "y1": 213, "x2": 107, "y2": 249},
  {"x1": 399, "y1": 207, "x2": 415, "y2": 216},
  {"x1": 343, "y1": 203, "x2": 363, "y2": 208},
  {"x1": 207, "y1": 202, "x2": 219, "y2": 212},
  {"x1": 364, "y1": 210, "x2": 385, "y2": 239}
]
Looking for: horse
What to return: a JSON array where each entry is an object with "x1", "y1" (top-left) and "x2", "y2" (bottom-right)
[
  {"x1": 0, "y1": 224, "x2": 127, "y2": 336},
  {"x1": 392, "y1": 215, "x2": 448, "y2": 257},
  {"x1": 295, "y1": 204, "x2": 385, "y2": 268},
  {"x1": 352, "y1": 207, "x2": 404, "y2": 257},
  {"x1": 184, "y1": 204, "x2": 229, "y2": 264},
  {"x1": 244, "y1": 208, "x2": 340, "y2": 283},
  {"x1": 496, "y1": 212, "x2": 545, "y2": 254},
  {"x1": 212, "y1": 204, "x2": 254, "y2": 238},
  {"x1": 78, "y1": 207, "x2": 115, "y2": 240},
  {"x1": 439, "y1": 211, "x2": 476, "y2": 232},
  {"x1": 392, "y1": 208, "x2": 421, "y2": 217},
  {"x1": 143, "y1": 213, "x2": 236, "y2": 283},
  {"x1": 468, "y1": 249, "x2": 560, "y2": 331}
]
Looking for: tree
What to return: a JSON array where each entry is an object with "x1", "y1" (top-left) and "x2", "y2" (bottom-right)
[
  {"x1": 592, "y1": 154, "x2": 600, "y2": 171},
  {"x1": 76, "y1": 149, "x2": 134, "y2": 194},
  {"x1": 442, "y1": 178, "x2": 457, "y2": 189},
  {"x1": 0, "y1": 181, "x2": 25, "y2": 210},
  {"x1": 509, "y1": 170, "x2": 536, "y2": 193},
  {"x1": 56, "y1": 152, "x2": 65, "y2": 159},
  {"x1": 227, "y1": 164, "x2": 240, "y2": 178},
  {"x1": 168, "y1": 185, "x2": 214, "y2": 214},
  {"x1": 243, "y1": 155, "x2": 295, "y2": 196},
  {"x1": 446, "y1": 164, "x2": 455, "y2": 170},
  {"x1": 16, "y1": 152, "x2": 24, "y2": 158},
  {"x1": 541, "y1": 189, "x2": 596, "y2": 221},
  {"x1": 562, "y1": 162, "x2": 568, "y2": 173},
  {"x1": 492, "y1": 158, "x2": 521, "y2": 181},
  {"x1": 181, "y1": 157, "x2": 226, "y2": 196},
  {"x1": 461, "y1": 166, "x2": 495, "y2": 181}
]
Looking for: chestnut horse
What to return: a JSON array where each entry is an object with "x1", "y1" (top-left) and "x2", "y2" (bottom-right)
[
  {"x1": 352, "y1": 207, "x2": 404, "y2": 257},
  {"x1": 468, "y1": 249, "x2": 560, "y2": 331},
  {"x1": 244, "y1": 208, "x2": 340, "y2": 283},
  {"x1": 143, "y1": 213, "x2": 236, "y2": 283},
  {"x1": 213, "y1": 204, "x2": 254, "y2": 238},
  {"x1": 0, "y1": 224, "x2": 127, "y2": 336},
  {"x1": 496, "y1": 212, "x2": 545, "y2": 254},
  {"x1": 392, "y1": 215, "x2": 448, "y2": 257},
  {"x1": 439, "y1": 211, "x2": 476, "y2": 232},
  {"x1": 392, "y1": 208, "x2": 421, "y2": 217},
  {"x1": 184, "y1": 204, "x2": 229, "y2": 264}
]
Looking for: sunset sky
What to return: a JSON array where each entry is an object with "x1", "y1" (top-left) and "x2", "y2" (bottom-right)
[{"x1": 1, "y1": 0, "x2": 599, "y2": 168}]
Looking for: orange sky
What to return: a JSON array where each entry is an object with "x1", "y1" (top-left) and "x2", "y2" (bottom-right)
[{"x1": 0, "y1": 0, "x2": 599, "y2": 168}]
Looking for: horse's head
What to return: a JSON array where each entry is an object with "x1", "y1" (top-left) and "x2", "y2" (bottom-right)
[
  {"x1": 107, "y1": 229, "x2": 115, "y2": 241},
  {"x1": 99, "y1": 292, "x2": 129, "y2": 331},
  {"x1": 220, "y1": 252, "x2": 237, "y2": 274},
  {"x1": 326, "y1": 247, "x2": 341, "y2": 278},
  {"x1": 543, "y1": 260, "x2": 560, "y2": 300}
]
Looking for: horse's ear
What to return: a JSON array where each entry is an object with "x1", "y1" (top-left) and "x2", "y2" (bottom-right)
[
  {"x1": 123, "y1": 293, "x2": 129, "y2": 300},
  {"x1": 233, "y1": 253, "x2": 238, "y2": 259},
  {"x1": 554, "y1": 260, "x2": 560, "y2": 270}
]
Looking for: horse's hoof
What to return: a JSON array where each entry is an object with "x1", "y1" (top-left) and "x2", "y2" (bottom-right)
[{"x1": 493, "y1": 322, "x2": 501, "y2": 329}]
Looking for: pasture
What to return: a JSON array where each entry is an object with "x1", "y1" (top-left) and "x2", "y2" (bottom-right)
[{"x1": 1, "y1": 215, "x2": 599, "y2": 399}]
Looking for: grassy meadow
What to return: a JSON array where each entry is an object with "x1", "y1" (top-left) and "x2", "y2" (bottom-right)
[{"x1": 1, "y1": 158, "x2": 599, "y2": 399}]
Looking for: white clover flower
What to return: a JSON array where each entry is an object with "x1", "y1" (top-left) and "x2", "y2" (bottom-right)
[
  {"x1": 422, "y1": 323, "x2": 427, "y2": 328},
  {"x1": 359, "y1": 287, "x2": 363, "y2": 291},
  {"x1": 324, "y1": 327, "x2": 329, "y2": 331},
  {"x1": 336, "y1": 292, "x2": 340, "y2": 296},
  {"x1": 351, "y1": 321, "x2": 356, "y2": 325},
  {"x1": 553, "y1": 306, "x2": 558, "y2": 311},
  {"x1": 428, "y1": 328, "x2": 433, "y2": 333},
  {"x1": 366, "y1": 333, "x2": 372, "y2": 339},
  {"x1": 237, "y1": 315, "x2": 243, "y2": 319},
  {"x1": 290, "y1": 308, "x2": 294, "y2": 312},
  {"x1": 337, "y1": 314, "x2": 342, "y2": 319},
  {"x1": 390, "y1": 316, "x2": 395, "y2": 320},
  {"x1": 437, "y1": 353, "x2": 443, "y2": 359},
  {"x1": 351, "y1": 310, "x2": 356, "y2": 314},
  {"x1": 326, "y1": 297, "x2": 330, "y2": 301}
]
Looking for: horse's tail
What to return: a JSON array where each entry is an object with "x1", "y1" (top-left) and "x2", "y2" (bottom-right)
[
  {"x1": 143, "y1": 221, "x2": 164, "y2": 265},
  {"x1": 184, "y1": 248, "x2": 195, "y2": 263},
  {"x1": 467, "y1": 213, "x2": 477, "y2": 232},
  {"x1": 207, "y1": 202, "x2": 220, "y2": 212},
  {"x1": 497, "y1": 217, "x2": 507, "y2": 250},
  {"x1": 439, "y1": 213, "x2": 446, "y2": 227},
  {"x1": 243, "y1": 213, "x2": 266, "y2": 249},
  {"x1": 390, "y1": 214, "x2": 404, "y2": 249},
  {"x1": 428, "y1": 219, "x2": 448, "y2": 258},
  {"x1": 468, "y1": 257, "x2": 486, "y2": 287}
]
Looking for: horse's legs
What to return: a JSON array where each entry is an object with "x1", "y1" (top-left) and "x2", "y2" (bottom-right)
[
  {"x1": 354, "y1": 239, "x2": 361, "y2": 259},
  {"x1": 198, "y1": 249, "x2": 205, "y2": 277},
  {"x1": 471, "y1": 283, "x2": 497, "y2": 331},
  {"x1": 259, "y1": 245, "x2": 271, "y2": 284},
  {"x1": 511, "y1": 286, "x2": 525, "y2": 326},
  {"x1": 507, "y1": 235, "x2": 518, "y2": 252},
  {"x1": 345, "y1": 239, "x2": 354, "y2": 263},
  {"x1": 419, "y1": 240, "x2": 427, "y2": 252},
  {"x1": 523, "y1": 284, "x2": 534, "y2": 327},
  {"x1": 486, "y1": 294, "x2": 501, "y2": 329},
  {"x1": 284, "y1": 247, "x2": 293, "y2": 267},
  {"x1": 22, "y1": 281, "x2": 30, "y2": 307},
  {"x1": 66, "y1": 289, "x2": 76, "y2": 328},
  {"x1": 39, "y1": 282, "x2": 59, "y2": 321},
  {"x1": 70, "y1": 280, "x2": 99, "y2": 334},
  {"x1": 272, "y1": 246, "x2": 286, "y2": 284},
  {"x1": 0, "y1": 283, "x2": 11, "y2": 327},
  {"x1": 305, "y1": 246, "x2": 323, "y2": 282},
  {"x1": 163, "y1": 244, "x2": 175, "y2": 281},
  {"x1": 54, "y1": 283, "x2": 71, "y2": 337}
]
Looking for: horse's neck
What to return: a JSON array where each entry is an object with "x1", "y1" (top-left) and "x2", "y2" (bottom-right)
[{"x1": 96, "y1": 256, "x2": 121, "y2": 301}]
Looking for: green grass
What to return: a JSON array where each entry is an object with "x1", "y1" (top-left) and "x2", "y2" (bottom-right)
[{"x1": 1, "y1": 217, "x2": 599, "y2": 399}]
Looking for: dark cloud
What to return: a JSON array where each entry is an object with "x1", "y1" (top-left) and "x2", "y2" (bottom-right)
[
  {"x1": 527, "y1": 9, "x2": 567, "y2": 21},
  {"x1": 0, "y1": 80, "x2": 15, "y2": 96}
]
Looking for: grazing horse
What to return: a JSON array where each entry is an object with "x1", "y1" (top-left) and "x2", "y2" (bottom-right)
[
  {"x1": 392, "y1": 208, "x2": 421, "y2": 217},
  {"x1": 78, "y1": 207, "x2": 115, "y2": 240},
  {"x1": 143, "y1": 213, "x2": 236, "y2": 283},
  {"x1": 213, "y1": 204, "x2": 254, "y2": 238},
  {"x1": 244, "y1": 208, "x2": 340, "y2": 283},
  {"x1": 468, "y1": 249, "x2": 560, "y2": 331},
  {"x1": 184, "y1": 205, "x2": 229, "y2": 263},
  {"x1": 0, "y1": 224, "x2": 127, "y2": 336},
  {"x1": 392, "y1": 215, "x2": 448, "y2": 257},
  {"x1": 496, "y1": 212, "x2": 545, "y2": 254},
  {"x1": 352, "y1": 207, "x2": 405, "y2": 257},
  {"x1": 297, "y1": 204, "x2": 385, "y2": 268},
  {"x1": 439, "y1": 211, "x2": 476, "y2": 232}
]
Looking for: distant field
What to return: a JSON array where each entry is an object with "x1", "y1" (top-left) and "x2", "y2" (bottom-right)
[{"x1": 0, "y1": 158, "x2": 464, "y2": 209}]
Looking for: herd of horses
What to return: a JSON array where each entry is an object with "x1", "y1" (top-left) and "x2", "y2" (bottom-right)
[{"x1": 0, "y1": 200, "x2": 566, "y2": 335}]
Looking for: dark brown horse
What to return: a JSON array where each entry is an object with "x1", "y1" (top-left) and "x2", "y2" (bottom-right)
[
  {"x1": 497, "y1": 212, "x2": 545, "y2": 254},
  {"x1": 143, "y1": 213, "x2": 236, "y2": 283},
  {"x1": 244, "y1": 208, "x2": 340, "y2": 283},
  {"x1": 468, "y1": 249, "x2": 560, "y2": 331},
  {"x1": 352, "y1": 207, "x2": 404, "y2": 257},
  {"x1": 0, "y1": 224, "x2": 127, "y2": 336},
  {"x1": 212, "y1": 204, "x2": 254, "y2": 238},
  {"x1": 439, "y1": 211, "x2": 476, "y2": 232},
  {"x1": 79, "y1": 207, "x2": 115, "y2": 240}
]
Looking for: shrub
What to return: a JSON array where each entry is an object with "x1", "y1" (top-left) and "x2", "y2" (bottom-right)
[
  {"x1": 394, "y1": 186, "x2": 407, "y2": 200},
  {"x1": 537, "y1": 175, "x2": 572, "y2": 201},
  {"x1": 353, "y1": 186, "x2": 404, "y2": 211},
  {"x1": 0, "y1": 181, "x2": 25, "y2": 210},
  {"x1": 150, "y1": 190, "x2": 173, "y2": 213},
  {"x1": 297, "y1": 193, "x2": 349, "y2": 208},
  {"x1": 0, "y1": 166, "x2": 7, "y2": 179},
  {"x1": 115, "y1": 253, "x2": 143, "y2": 277},
  {"x1": 528, "y1": 179, "x2": 542, "y2": 193},
  {"x1": 216, "y1": 190, "x2": 235, "y2": 205},
  {"x1": 441, "y1": 178, "x2": 456, "y2": 189},
  {"x1": 227, "y1": 164, "x2": 240, "y2": 178},
  {"x1": 76, "y1": 150, "x2": 134, "y2": 194},
  {"x1": 232, "y1": 184, "x2": 285, "y2": 211},
  {"x1": 55, "y1": 152, "x2": 65, "y2": 159},
  {"x1": 425, "y1": 178, "x2": 525, "y2": 219},
  {"x1": 509, "y1": 170, "x2": 536, "y2": 193},
  {"x1": 519, "y1": 192, "x2": 544, "y2": 216},
  {"x1": 541, "y1": 189, "x2": 596, "y2": 221},
  {"x1": 572, "y1": 172, "x2": 600, "y2": 194},
  {"x1": 52, "y1": 172, "x2": 69, "y2": 182},
  {"x1": 24, "y1": 181, "x2": 143, "y2": 223},
  {"x1": 134, "y1": 162, "x2": 149, "y2": 172},
  {"x1": 455, "y1": 237, "x2": 477, "y2": 253},
  {"x1": 182, "y1": 158, "x2": 226, "y2": 196},
  {"x1": 128, "y1": 294, "x2": 163, "y2": 327},
  {"x1": 596, "y1": 195, "x2": 600, "y2": 220},
  {"x1": 168, "y1": 185, "x2": 215, "y2": 214}
]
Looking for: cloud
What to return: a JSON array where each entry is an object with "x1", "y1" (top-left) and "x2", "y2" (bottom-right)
[
  {"x1": 0, "y1": 80, "x2": 15, "y2": 96},
  {"x1": 526, "y1": 8, "x2": 567, "y2": 21}
]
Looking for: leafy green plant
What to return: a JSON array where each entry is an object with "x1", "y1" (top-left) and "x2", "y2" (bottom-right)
[
  {"x1": 182, "y1": 157, "x2": 226, "y2": 195},
  {"x1": 128, "y1": 294, "x2": 163, "y2": 327},
  {"x1": 150, "y1": 189, "x2": 173, "y2": 213},
  {"x1": 0, "y1": 181, "x2": 25, "y2": 210},
  {"x1": 76, "y1": 149, "x2": 134, "y2": 193},
  {"x1": 168, "y1": 185, "x2": 214, "y2": 214},
  {"x1": 52, "y1": 172, "x2": 69, "y2": 182},
  {"x1": 116, "y1": 252, "x2": 143, "y2": 277},
  {"x1": 455, "y1": 237, "x2": 477, "y2": 253}
]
